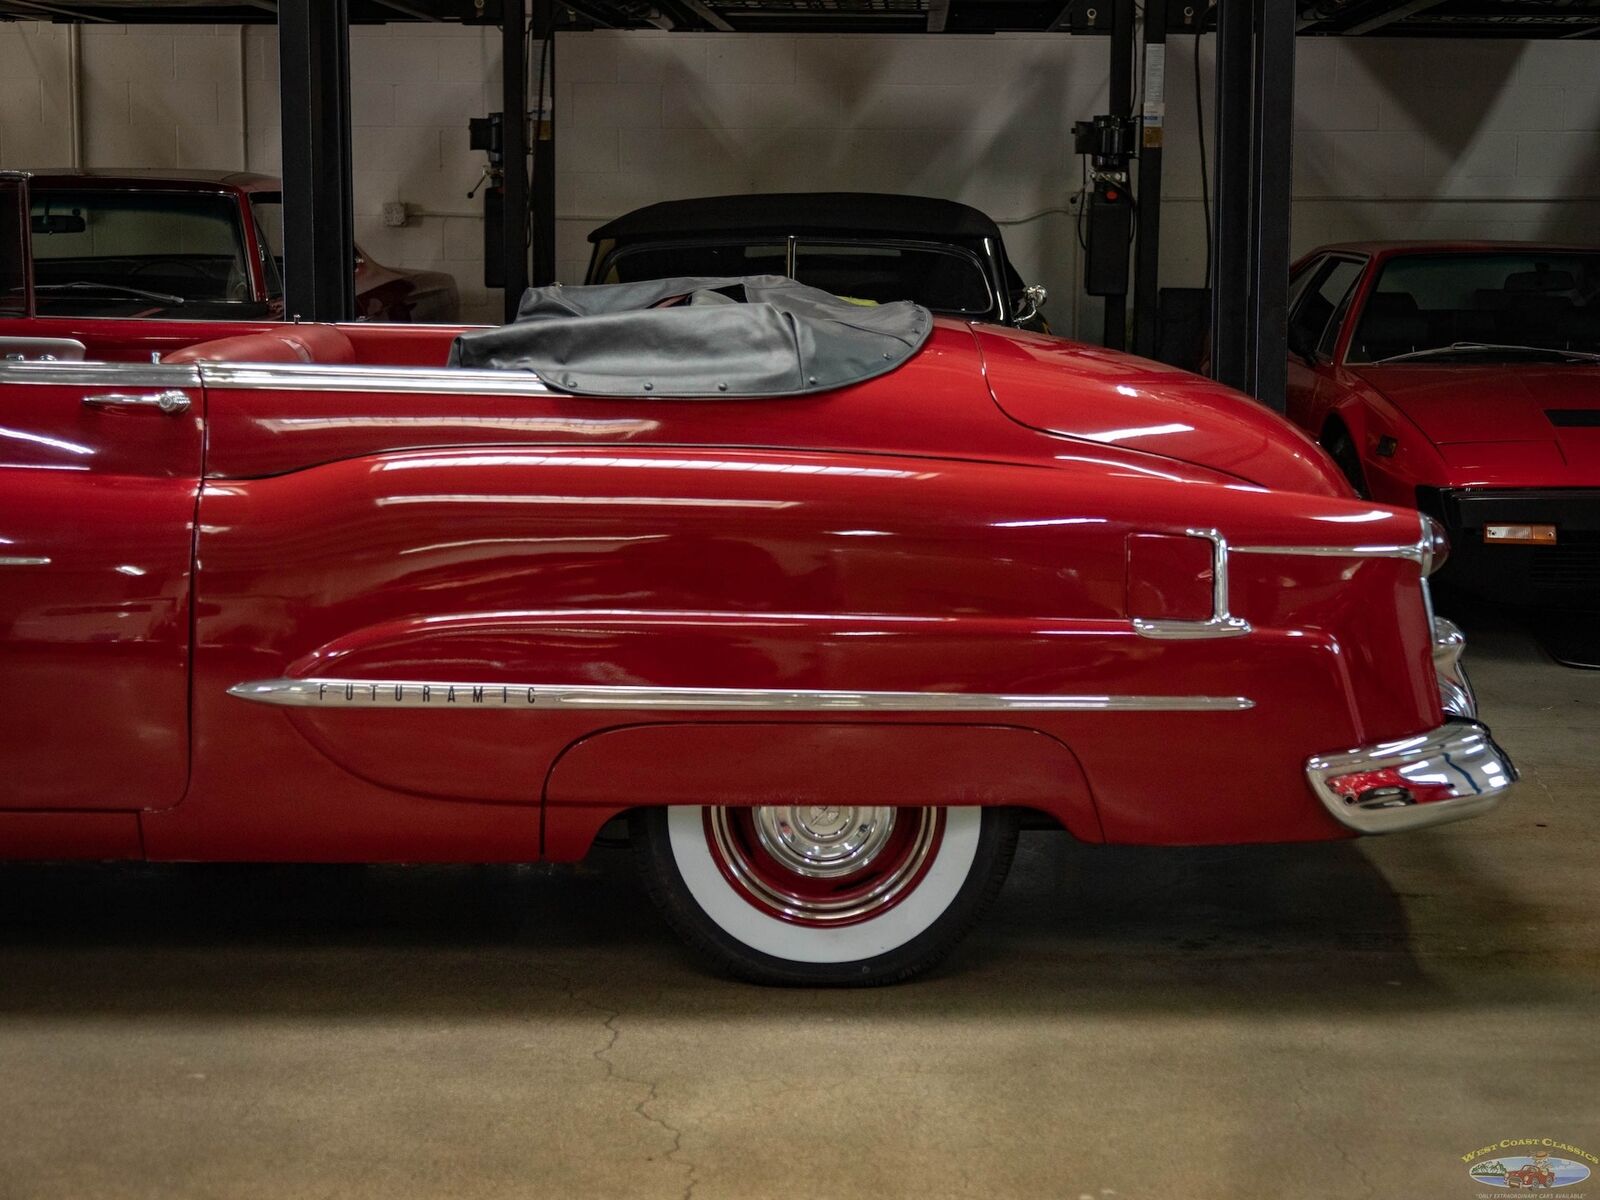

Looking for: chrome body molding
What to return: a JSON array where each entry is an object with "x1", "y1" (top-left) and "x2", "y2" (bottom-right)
[
  {"x1": 1432, "y1": 615, "x2": 1477, "y2": 720},
  {"x1": 0, "y1": 556, "x2": 51, "y2": 567},
  {"x1": 0, "y1": 361, "x2": 202, "y2": 389},
  {"x1": 228, "y1": 678, "x2": 1256, "y2": 712},
  {"x1": 1305, "y1": 719, "x2": 1515, "y2": 835},
  {"x1": 1132, "y1": 527, "x2": 1254, "y2": 641},
  {"x1": 1232, "y1": 542, "x2": 1425, "y2": 559},
  {"x1": 198, "y1": 362, "x2": 553, "y2": 397},
  {"x1": 1235, "y1": 513, "x2": 1448, "y2": 575},
  {"x1": 1132, "y1": 615, "x2": 1252, "y2": 640}
]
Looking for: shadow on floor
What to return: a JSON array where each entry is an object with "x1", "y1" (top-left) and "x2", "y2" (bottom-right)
[{"x1": 0, "y1": 828, "x2": 1540, "y2": 1022}]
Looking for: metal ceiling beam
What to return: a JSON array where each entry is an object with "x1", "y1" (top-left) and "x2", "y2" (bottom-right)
[
  {"x1": 1344, "y1": 0, "x2": 1446, "y2": 34},
  {"x1": 676, "y1": 0, "x2": 734, "y2": 30},
  {"x1": 0, "y1": 0, "x2": 114, "y2": 20},
  {"x1": 558, "y1": 0, "x2": 618, "y2": 26},
  {"x1": 367, "y1": 0, "x2": 440, "y2": 17}
]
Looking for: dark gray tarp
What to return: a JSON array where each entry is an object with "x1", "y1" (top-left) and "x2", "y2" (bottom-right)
[{"x1": 446, "y1": 275, "x2": 933, "y2": 398}]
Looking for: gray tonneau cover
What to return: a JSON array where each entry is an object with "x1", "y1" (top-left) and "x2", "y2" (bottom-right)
[{"x1": 447, "y1": 275, "x2": 933, "y2": 398}]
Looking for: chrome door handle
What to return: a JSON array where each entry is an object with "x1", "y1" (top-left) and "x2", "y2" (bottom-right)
[{"x1": 82, "y1": 389, "x2": 192, "y2": 416}]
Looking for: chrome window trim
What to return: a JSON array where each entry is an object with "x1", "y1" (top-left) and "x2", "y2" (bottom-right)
[
  {"x1": 197, "y1": 362, "x2": 551, "y2": 396},
  {"x1": 1132, "y1": 527, "x2": 1253, "y2": 641},
  {"x1": 229, "y1": 677, "x2": 1255, "y2": 713},
  {"x1": 0, "y1": 361, "x2": 202, "y2": 388}
]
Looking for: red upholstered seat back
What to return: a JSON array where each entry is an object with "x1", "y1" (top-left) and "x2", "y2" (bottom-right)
[{"x1": 163, "y1": 326, "x2": 357, "y2": 365}]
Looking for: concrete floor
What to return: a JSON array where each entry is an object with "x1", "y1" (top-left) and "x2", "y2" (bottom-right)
[{"x1": 1, "y1": 609, "x2": 1596, "y2": 1200}]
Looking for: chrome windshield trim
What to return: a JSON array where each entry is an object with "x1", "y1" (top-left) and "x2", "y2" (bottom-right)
[
  {"x1": 198, "y1": 362, "x2": 553, "y2": 396},
  {"x1": 0, "y1": 361, "x2": 202, "y2": 388},
  {"x1": 229, "y1": 678, "x2": 1255, "y2": 712},
  {"x1": 1132, "y1": 527, "x2": 1254, "y2": 641},
  {"x1": 1306, "y1": 719, "x2": 1515, "y2": 835}
]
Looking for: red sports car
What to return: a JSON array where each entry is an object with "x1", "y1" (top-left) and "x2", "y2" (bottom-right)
[
  {"x1": 0, "y1": 175, "x2": 1515, "y2": 984},
  {"x1": 20, "y1": 168, "x2": 458, "y2": 325},
  {"x1": 1284, "y1": 241, "x2": 1600, "y2": 607}
]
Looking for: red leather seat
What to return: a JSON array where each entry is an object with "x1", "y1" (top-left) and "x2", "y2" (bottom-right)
[{"x1": 163, "y1": 326, "x2": 356, "y2": 365}]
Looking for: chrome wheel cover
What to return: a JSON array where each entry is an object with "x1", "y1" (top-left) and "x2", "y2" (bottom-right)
[
  {"x1": 707, "y1": 806, "x2": 940, "y2": 925},
  {"x1": 752, "y1": 804, "x2": 897, "y2": 877}
]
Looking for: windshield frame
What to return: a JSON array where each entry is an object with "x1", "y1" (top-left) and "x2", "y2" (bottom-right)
[{"x1": 27, "y1": 183, "x2": 264, "y2": 317}]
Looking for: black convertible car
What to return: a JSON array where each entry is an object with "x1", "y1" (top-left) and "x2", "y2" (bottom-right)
[{"x1": 584, "y1": 192, "x2": 1047, "y2": 330}]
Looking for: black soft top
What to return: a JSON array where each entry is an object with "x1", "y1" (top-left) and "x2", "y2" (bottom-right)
[
  {"x1": 588, "y1": 193, "x2": 1003, "y2": 245},
  {"x1": 448, "y1": 275, "x2": 934, "y2": 398}
]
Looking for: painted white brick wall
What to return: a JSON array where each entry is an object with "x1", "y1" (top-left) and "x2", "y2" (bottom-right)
[{"x1": 1, "y1": 23, "x2": 1596, "y2": 334}]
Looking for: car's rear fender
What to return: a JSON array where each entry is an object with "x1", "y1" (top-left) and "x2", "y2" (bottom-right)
[{"x1": 165, "y1": 443, "x2": 1440, "y2": 859}]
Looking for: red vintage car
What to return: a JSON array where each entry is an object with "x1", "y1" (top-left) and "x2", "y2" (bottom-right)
[
  {"x1": 20, "y1": 168, "x2": 459, "y2": 325},
  {"x1": 1284, "y1": 242, "x2": 1600, "y2": 607},
  {"x1": 0, "y1": 176, "x2": 1515, "y2": 984},
  {"x1": 1506, "y1": 1161, "x2": 1557, "y2": 1189}
]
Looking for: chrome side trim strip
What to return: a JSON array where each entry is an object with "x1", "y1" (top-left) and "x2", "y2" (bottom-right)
[
  {"x1": 200, "y1": 362, "x2": 553, "y2": 396},
  {"x1": 1237, "y1": 515, "x2": 1438, "y2": 568},
  {"x1": 1305, "y1": 719, "x2": 1515, "y2": 835},
  {"x1": 1132, "y1": 527, "x2": 1254, "y2": 641},
  {"x1": 228, "y1": 678, "x2": 1255, "y2": 712},
  {"x1": 1232, "y1": 542, "x2": 1423, "y2": 560},
  {"x1": 0, "y1": 361, "x2": 202, "y2": 388},
  {"x1": 0, "y1": 556, "x2": 50, "y2": 567},
  {"x1": 1132, "y1": 616, "x2": 1252, "y2": 640}
]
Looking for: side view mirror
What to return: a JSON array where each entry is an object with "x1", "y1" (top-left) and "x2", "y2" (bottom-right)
[{"x1": 1014, "y1": 282, "x2": 1048, "y2": 325}]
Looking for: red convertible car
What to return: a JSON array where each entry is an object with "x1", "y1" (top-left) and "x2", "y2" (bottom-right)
[
  {"x1": 21, "y1": 168, "x2": 459, "y2": 324},
  {"x1": 0, "y1": 176, "x2": 1514, "y2": 984},
  {"x1": 1285, "y1": 242, "x2": 1600, "y2": 606}
]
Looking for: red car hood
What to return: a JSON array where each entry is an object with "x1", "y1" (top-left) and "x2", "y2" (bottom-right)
[{"x1": 1350, "y1": 363, "x2": 1600, "y2": 486}]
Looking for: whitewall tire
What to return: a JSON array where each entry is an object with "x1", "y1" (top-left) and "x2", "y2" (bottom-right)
[{"x1": 633, "y1": 804, "x2": 1019, "y2": 985}]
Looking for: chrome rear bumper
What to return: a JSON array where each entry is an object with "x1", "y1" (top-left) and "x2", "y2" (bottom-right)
[{"x1": 1306, "y1": 720, "x2": 1516, "y2": 835}]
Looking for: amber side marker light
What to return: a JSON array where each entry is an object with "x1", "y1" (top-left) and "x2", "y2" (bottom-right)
[{"x1": 1483, "y1": 524, "x2": 1558, "y2": 545}]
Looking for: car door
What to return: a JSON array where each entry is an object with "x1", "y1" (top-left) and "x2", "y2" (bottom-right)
[
  {"x1": 0, "y1": 176, "x2": 201, "y2": 811},
  {"x1": 1284, "y1": 255, "x2": 1365, "y2": 433}
]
